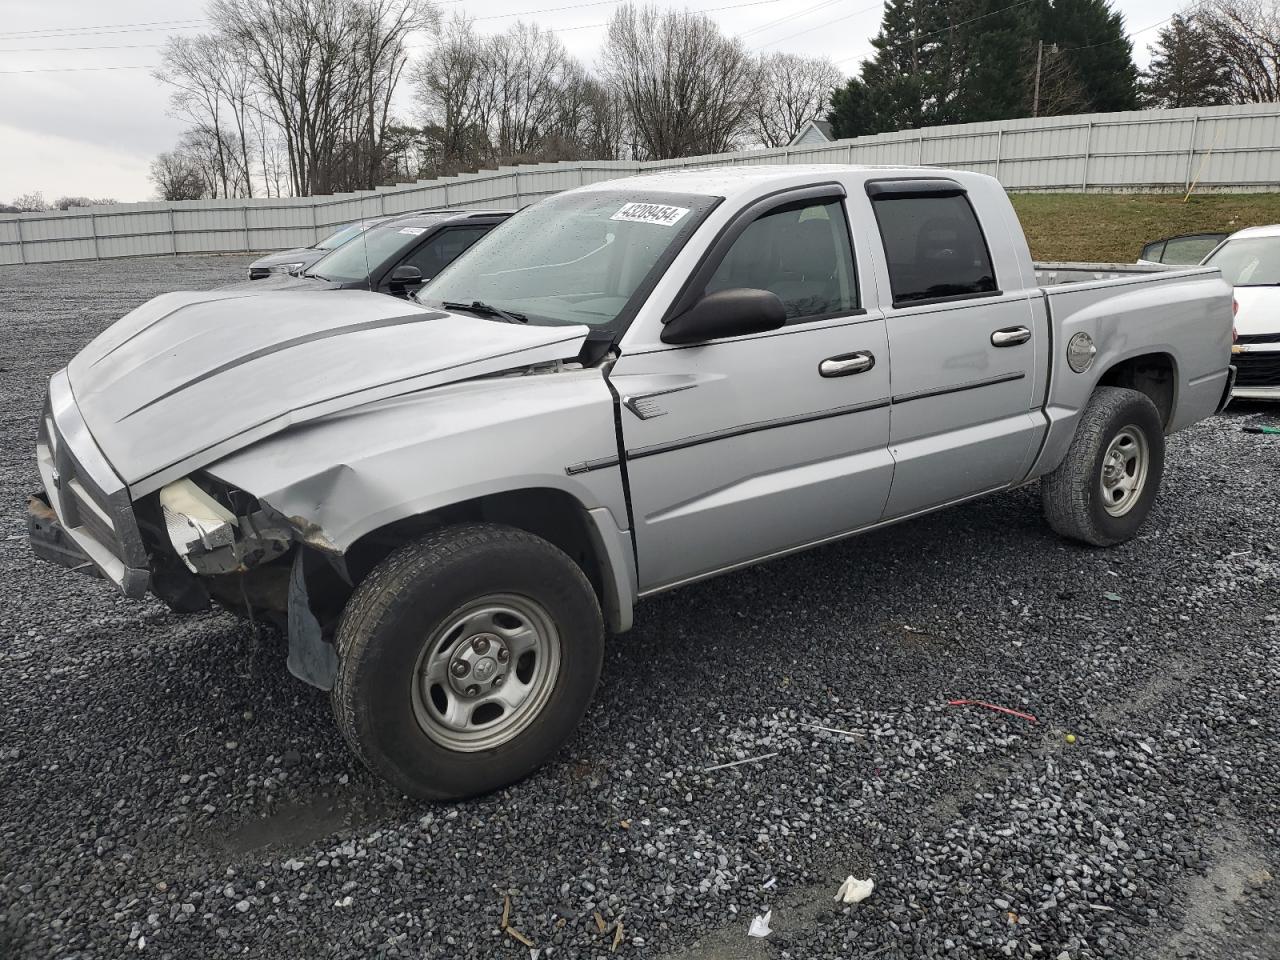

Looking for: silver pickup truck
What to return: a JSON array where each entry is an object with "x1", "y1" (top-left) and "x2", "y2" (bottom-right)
[{"x1": 29, "y1": 166, "x2": 1234, "y2": 799}]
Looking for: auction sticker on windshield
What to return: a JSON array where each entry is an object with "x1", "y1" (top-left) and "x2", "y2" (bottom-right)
[{"x1": 611, "y1": 202, "x2": 690, "y2": 227}]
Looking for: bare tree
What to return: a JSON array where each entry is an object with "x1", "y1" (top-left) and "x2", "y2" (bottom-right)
[
  {"x1": 1023, "y1": 42, "x2": 1086, "y2": 117},
  {"x1": 1197, "y1": 0, "x2": 1280, "y2": 102},
  {"x1": 601, "y1": 4, "x2": 756, "y2": 160},
  {"x1": 53, "y1": 196, "x2": 118, "y2": 209},
  {"x1": 482, "y1": 22, "x2": 579, "y2": 160},
  {"x1": 411, "y1": 16, "x2": 491, "y2": 173},
  {"x1": 749, "y1": 53, "x2": 843, "y2": 147},
  {"x1": 9, "y1": 192, "x2": 48, "y2": 212},
  {"x1": 156, "y1": 33, "x2": 257, "y2": 197},
  {"x1": 414, "y1": 17, "x2": 609, "y2": 171},
  {"x1": 150, "y1": 151, "x2": 209, "y2": 200},
  {"x1": 188, "y1": 0, "x2": 432, "y2": 196}
]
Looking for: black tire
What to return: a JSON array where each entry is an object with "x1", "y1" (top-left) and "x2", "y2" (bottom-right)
[
  {"x1": 1041, "y1": 386, "x2": 1165, "y2": 546},
  {"x1": 331, "y1": 522, "x2": 603, "y2": 800}
]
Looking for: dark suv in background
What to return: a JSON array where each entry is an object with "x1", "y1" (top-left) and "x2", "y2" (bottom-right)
[{"x1": 237, "y1": 209, "x2": 512, "y2": 296}]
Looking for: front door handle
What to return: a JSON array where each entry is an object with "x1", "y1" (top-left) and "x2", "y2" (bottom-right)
[
  {"x1": 991, "y1": 326, "x2": 1032, "y2": 347},
  {"x1": 819, "y1": 352, "x2": 875, "y2": 377}
]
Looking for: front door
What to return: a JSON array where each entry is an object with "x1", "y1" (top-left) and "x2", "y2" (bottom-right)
[{"x1": 610, "y1": 188, "x2": 895, "y2": 593}]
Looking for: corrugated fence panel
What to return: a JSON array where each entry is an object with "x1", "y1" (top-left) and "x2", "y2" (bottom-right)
[
  {"x1": 98, "y1": 232, "x2": 174, "y2": 259},
  {"x1": 4, "y1": 103, "x2": 1280, "y2": 264}
]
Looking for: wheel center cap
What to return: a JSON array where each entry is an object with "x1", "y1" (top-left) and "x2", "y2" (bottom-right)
[{"x1": 473, "y1": 657, "x2": 497, "y2": 681}]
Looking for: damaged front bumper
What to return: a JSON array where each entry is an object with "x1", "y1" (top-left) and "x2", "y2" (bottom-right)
[
  {"x1": 27, "y1": 492, "x2": 101, "y2": 581},
  {"x1": 32, "y1": 370, "x2": 151, "y2": 597}
]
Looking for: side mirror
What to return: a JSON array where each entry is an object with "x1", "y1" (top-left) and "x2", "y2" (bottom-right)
[
  {"x1": 388, "y1": 264, "x2": 423, "y2": 293},
  {"x1": 660, "y1": 288, "x2": 787, "y2": 345}
]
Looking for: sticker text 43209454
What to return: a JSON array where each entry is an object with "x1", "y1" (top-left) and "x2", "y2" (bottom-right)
[{"x1": 610, "y1": 203, "x2": 690, "y2": 227}]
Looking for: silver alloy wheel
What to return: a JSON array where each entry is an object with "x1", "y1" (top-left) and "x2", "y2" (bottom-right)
[
  {"x1": 411, "y1": 594, "x2": 561, "y2": 752},
  {"x1": 1099, "y1": 425, "x2": 1150, "y2": 517}
]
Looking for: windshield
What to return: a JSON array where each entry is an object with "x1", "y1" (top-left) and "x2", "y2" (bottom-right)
[
  {"x1": 308, "y1": 222, "x2": 434, "y2": 283},
  {"x1": 1202, "y1": 236, "x2": 1280, "y2": 286},
  {"x1": 419, "y1": 190, "x2": 717, "y2": 330},
  {"x1": 314, "y1": 221, "x2": 368, "y2": 251}
]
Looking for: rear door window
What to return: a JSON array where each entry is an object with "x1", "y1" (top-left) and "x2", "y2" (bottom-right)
[{"x1": 870, "y1": 193, "x2": 997, "y2": 306}]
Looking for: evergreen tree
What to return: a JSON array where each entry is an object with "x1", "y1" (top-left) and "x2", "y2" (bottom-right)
[
  {"x1": 1140, "y1": 14, "x2": 1232, "y2": 108},
  {"x1": 1037, "y1": 0, "x2": 1140, "y2": 112},
  {"x1": 828, "y1": 0, "x2": 1139, "y2": 137}
]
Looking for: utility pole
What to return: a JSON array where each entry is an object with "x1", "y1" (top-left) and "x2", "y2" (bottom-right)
[{"x1": 1032, "y1": 39, "x2": 1043, "y2": 118}]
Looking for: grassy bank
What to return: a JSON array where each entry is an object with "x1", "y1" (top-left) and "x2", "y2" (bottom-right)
[{"x1": 1009, "y1": 192, "x2": 1280, "y2": 263}]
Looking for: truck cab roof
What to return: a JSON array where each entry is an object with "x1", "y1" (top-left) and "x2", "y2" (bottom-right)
[{"x1": 573, "y1": 163, "x2": 948, "y2": 203}]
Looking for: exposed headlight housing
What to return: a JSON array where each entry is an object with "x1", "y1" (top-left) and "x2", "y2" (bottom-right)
[
  {"x1": 160, "y1": 479, "x2": 237, "y2": 571},
  {"x1": 267, "y1": 262, "x2": 305, "y2": 276}
]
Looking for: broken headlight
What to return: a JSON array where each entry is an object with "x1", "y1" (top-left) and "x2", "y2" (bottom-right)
[
  {"x1": 160, "y1": 478, "x2": 237, "y2": 570},
  {"x1": 158, "y1": 477, "x2": 291, "y2": 575}
]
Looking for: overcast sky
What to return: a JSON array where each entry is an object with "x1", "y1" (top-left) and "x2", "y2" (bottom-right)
[{"x1": 0, "y1": 0, "x2": 1175, "y2": 203}]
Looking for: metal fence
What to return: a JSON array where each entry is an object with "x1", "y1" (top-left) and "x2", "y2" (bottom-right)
[{"x1": 4, "y1": 102, "x2": 1279, "y2": 266}]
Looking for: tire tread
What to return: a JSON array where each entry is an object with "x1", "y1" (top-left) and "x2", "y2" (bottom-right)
[{"x1": 331, "y1": 523, "x2": 598, "y2": 798}]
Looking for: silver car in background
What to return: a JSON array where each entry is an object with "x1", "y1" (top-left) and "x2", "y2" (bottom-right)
[{"x1": 246, "y1": 217, "x2": 389, "y2": 279}]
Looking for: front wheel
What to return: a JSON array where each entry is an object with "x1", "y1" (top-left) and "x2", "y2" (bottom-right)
[
  {"x1": 1041, "y1": 386, "x2": 1165, "y2": 546},
  {"x1": 332, "y1": 523, "x2": 604, "y2": 800}
]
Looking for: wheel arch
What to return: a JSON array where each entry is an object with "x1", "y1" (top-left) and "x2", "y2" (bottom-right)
[
  {"x1": 339, "y1": 486, "x2": 636, "y2": 634},
  {"x1": 1094, "y1": 350, "x2": 1179, "y2": 430}
]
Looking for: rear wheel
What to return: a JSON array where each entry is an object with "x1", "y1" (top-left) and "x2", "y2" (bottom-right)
[
  {"x1": 332, "y1": 523, "x2": 604, "y2": 800},
  {"x1": 1041, "y1": 386, "x2": 1165, "y2": 546}
]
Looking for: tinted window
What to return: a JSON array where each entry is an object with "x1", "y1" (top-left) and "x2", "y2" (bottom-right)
[
  {"x1": 315, "y1": 222, "x2": 367, "y2": 250},
  {"x1": 308, "y1": 222, "x2": 439, "y2": 283},
  {"x1": 871, "y1": 193, "x2": 997, "y2": 305},
  {"x1": 1160, "y1": 233, "x2": 1227, "y2": 265},
  {"x1": 1202, "y1": 236, "x2": 1280, "y2": 286},
  {"x1": 1139, "y1": 240, "x2": 1167, "y2": 262},
  {"x1": 704, "y1": 199, "x2": 858, "y2": 322},
  {"x1": 399, "y1": 226, "x2": 489, "y2": 281}
]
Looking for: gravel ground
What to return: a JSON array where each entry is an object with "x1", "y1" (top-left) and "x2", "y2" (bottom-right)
[{"x1": 0, "y1": 256, "x2": 1277, "y2": 960}]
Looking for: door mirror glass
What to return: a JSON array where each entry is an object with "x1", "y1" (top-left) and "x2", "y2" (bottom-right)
[{"x1": 660, "y1": 288, "x2": 786, "y2": 344}]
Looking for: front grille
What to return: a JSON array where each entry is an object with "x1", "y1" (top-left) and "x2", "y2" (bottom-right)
[
  {"x1": 1233, "y1": 351, "x2": 1280, "y2": 388},
  {"x1": 37, "y1": 371, "x2": 150, "y2": 597},
  {"x1": 248, "y1": 267, "x2": 270, "y2": 279},
  {"x1": 1236, "y1": 333, "x2": 1280, "y2": 345}
]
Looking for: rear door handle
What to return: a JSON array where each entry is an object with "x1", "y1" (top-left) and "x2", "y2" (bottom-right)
[
  {"x1": 991, "y1": 326, "x2": 1031, "y2": 347},
  {"x1": 819, "y1": 352, "x2": 875, "y2": 377}
]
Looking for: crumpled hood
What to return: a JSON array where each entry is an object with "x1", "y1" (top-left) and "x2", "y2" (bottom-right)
[{"x1": 67, "y1": 289, "x2": 589, "y2": 494}]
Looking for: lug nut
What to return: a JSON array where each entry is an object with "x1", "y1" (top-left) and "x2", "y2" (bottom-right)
[
  {"x1": 496, "y1": 648, "x2": 510, "y2": 663},
  {"x1": 493, "y1": 675, "x2": 504, "y2": 687},
  {"x1": 450, "y1": 661, "x2": 469, "y2": 678},
  {"x1": 472, "y1": 636, "x2": 490, "y2": 654},
  {"x1": 465, "y1": 684, "x2": 481, "y2": 697}
]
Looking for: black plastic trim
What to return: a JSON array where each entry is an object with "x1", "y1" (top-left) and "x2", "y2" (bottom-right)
[
  {"x1": 891, "y1": 371, "x2": 1026, "y2": 405},
  {"x1": 625, "y1": 397, "x2": 889, "y2": 461},
  {"x1": 564, "y1": 455, "x2": 621, "y2": 476},
  {"x1": 891, "y1": 290, "x2": 1004, "y2": 309},
  {"x1": 865, "y1": 178, "x2": 967, "y2": 199}
]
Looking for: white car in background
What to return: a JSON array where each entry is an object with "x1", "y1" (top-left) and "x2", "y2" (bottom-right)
[{"x1": 1201, "y1": 225, "x2": 1280, "y2": 400}]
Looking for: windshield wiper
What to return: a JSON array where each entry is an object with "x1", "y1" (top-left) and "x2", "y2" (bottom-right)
[{"x1": 442, "y1": 299, "x2": 528, "y2": 323}]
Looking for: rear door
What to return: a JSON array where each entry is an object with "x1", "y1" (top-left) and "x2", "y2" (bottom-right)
[
  {"x1": 863, "y1": 179, "x2": 1045, "y2": 517},
  {"x1": 610, "y1": 184, "x2": 895, "y2": 593}
]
